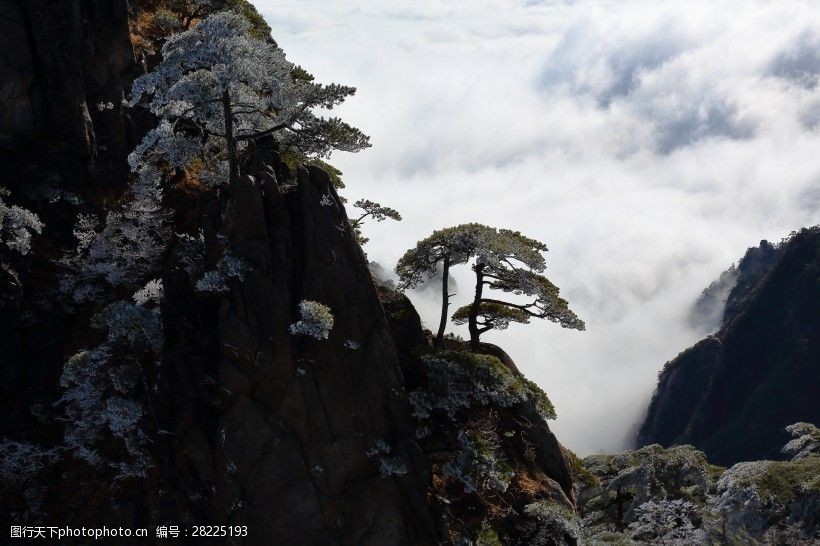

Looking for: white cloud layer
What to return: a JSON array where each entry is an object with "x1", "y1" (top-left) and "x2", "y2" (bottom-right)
[{"x1": 257, "y1": 0, "x2": 820, "y2": 454}]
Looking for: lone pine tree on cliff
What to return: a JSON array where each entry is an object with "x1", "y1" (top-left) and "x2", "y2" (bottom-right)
[
  {"x1": 128, "y1": 11, "x2": 369, "y2": 187},
  {"x1": 397, "y1": 224, "x2": 584, "y2": 349}
]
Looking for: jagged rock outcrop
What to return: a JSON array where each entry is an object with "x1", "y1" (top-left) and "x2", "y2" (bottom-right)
[
  {"x1": 638, "y1": 227, "x2": 820, "y2": 465},
  {"x1": 575, "y1": 432, "x2": 820, "y2": 544},
  {"x1": 379, "y1": 289, "x2": 578, "y2": 545}
]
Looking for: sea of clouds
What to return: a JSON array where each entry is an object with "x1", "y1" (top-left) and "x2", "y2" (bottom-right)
[{"x1": 257, "y1": 0, "x2": 820, "y2": 454}]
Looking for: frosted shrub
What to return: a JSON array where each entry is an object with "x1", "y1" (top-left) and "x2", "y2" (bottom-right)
[
  {"x1": 57, "y1": 298, "x2": 163, "y2": 477},
  {"x1": 365, "y1": 439, "x2": 408, "y2": 477},
  {"x1": 0, "y1": 440, "x2": 58, "y2": 484},
  {"x1": 408, "y1": 351, "x2": 556, "y2": 422},
  {"x1": 443, "y1": 430, "x2": 513, "y2": 494},
  {"x1": 133, "y1": 278, "x2": 164, "y2": 306},
  {"x1": 0, "y1": 189, "x2": 44, "y2": 256},
  {"x1": 58, "y1": 347, "x2": 113, "y2": 466},
  {"x1": 628, "y1": 499, "x2": 704, "y2": 544},
  {"x1": 289, "y1": 300, "x2": 334, "y2": 340},
  {"x1": 524, "y1": 500, "x2": 580, "y2": 543},
  {"x1": 710, "y1": 457, "x2": 820, "y2": 542},
  {"x1": 93, "y1": 301, "x2": 163, "y2": 352},
  {"x1": 104, "y1": 397, "x2": 143, "y2": 439},
  {"x1": 60, "y1": 166, "x2": 170, "y2": 300},
  {"x1": 195, "y1": 253, "x2": 248, "y2": 293}
]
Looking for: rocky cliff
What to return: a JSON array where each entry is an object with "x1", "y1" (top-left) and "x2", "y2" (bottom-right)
[
  {"x1": 638, "y1": 227, "x2": 820, "y2": 466},
  {"x1": 379, "y1": 289, "x2": 578, "y2": 544},
  {"x1": 0, "y1": 0, "x2": 135, "y2": 183},
  {"x1": 0, "y1": 2, "x2": 576, "y2": 544}
]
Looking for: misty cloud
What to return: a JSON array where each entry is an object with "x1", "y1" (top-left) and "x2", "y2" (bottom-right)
[
  {"x1": 539, "y1": 19, "x2": 691, "y2": 106},
  {"x1": 256, "y1": 0, "x2": 820, "y2": 455},
  {"x1": 769, "y1": 31, "x2": 820, "y2": 89},
  {"x1": 537, "y1": 14, "x2": 757, "y2": 153},
  {"x1": 649, "y1": 100, "x2": 755, "y2": 154}
]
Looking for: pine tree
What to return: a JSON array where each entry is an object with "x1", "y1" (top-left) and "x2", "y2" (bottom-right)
[{"x1": 398, "y1": 224, "x2": 584, "y2": 349}]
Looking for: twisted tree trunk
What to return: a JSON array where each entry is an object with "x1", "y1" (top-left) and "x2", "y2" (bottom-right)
[
  {"x1": 435, "y1": 256, "x2": 450, "y2": 347},
  {"x1": 222, "y1": 89, "x2": 239, "y2": 186},
  {"x1": 468, "y1": 263, "x2": 484, "y2": 350}
]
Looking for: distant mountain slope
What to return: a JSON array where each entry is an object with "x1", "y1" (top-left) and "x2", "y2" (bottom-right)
[
  {"x1": 638, "y1": 227, "x2": 820, "y2": 466},
  {"x1": 687, "y1": 239, "x2": 783, "y2": 333}
]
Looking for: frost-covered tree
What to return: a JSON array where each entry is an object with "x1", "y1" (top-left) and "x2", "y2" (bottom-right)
[
  {"x1": 365, "y1": 440, "x2": 408, "y2": 478},
  {"x1": 450, "y1": 226, "x2": 584, "y2": 349},
  {"x1": 395, "y1": 224, "x2": 480, "y2": 346},
  {"x1": 58, "y1": 292, "x2": 163, "y2": 476},
  {"x1": 60, "y1": 165, "x2": 171, "y2": 301},
  {"x1": 129, "y1": 11, "x2": 369, "y2": 189},
  {"x1": 349, "y1": 199, "x2": 401, "y2": 245},
  {"x1": 194, "y1": 251, "x2": 247, "y2": 293}
]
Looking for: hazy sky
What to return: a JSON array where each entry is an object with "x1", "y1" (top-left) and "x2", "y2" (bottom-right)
[{"x1": 256, "y1": 0, "x2": 820, "y2": 454}]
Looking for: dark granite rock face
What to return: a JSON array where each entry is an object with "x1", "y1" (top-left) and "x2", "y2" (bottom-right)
[
  {"x1": 156, "y1": 166, "x2": 438, "y2": 544},
  {"x1": 637, "y1": 337, "x2": 722, "y2": 448},
  {"x1": 0, "y1": 161, "x2": 440, "y2": 545},
  {"x1": 0, "y1": 0, "x2": 133, "y2": 163},
  {"x1": 638, "y1": 227, "x2": 820, "y2": 466}
]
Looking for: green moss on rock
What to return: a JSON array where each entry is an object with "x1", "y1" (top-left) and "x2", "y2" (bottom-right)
[
  {"x1": 475, "y1": 523, "x2": 503, "y2": 546},
  {"x1": 410, "y1": 350, "x2": 557, "y2": 422}
]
